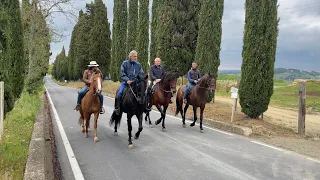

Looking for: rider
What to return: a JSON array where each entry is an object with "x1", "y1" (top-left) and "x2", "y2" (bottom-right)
[
  {"x1": 183, "y1": 62, "x2": 201, "y2": 104},
  {"x1": 74, "y1": 61, "x2": 105, "y2": 114},
  {"x1": 114, "y1": 50, "x2": 144, "y2": 115}
]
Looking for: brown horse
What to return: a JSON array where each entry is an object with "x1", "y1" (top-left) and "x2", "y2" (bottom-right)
[
  {"x1": 145, "y1": 72, "x2": 178, "y2": 131},
  {"x1": 78, "y1": 72, "x2": 103, "y2": 142},
  {"x1": 175, "y1": 73, "x2": 216, "y2": 132}
]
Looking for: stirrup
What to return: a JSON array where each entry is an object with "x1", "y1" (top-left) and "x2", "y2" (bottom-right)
[{"x1": 100, "y1": 107, "x2": 105, "y2": 114}]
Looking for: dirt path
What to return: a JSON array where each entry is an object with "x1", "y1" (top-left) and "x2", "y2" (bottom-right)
[{"x1": 215, "y1": 97, "x2": 320, "y2": 136}]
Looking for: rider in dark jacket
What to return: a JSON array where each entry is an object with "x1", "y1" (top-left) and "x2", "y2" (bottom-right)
[
  {"x1": 114, "y1": 50, "x2": 144, "y2": 115},
  {"x1": 184, "y1": 62, "x2": 201, "y2": 104}
]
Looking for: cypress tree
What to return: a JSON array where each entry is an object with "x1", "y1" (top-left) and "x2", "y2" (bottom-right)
[
  {"x1": 68, "y1": 21, "x2": 78, "y2": 81},
  {"x1": 156, "y1": 0, "x2": 174, "y2": 68},
  {"x1": 89, "y1": 0, "x2": 112, "y2": 76},
  {"x1": 239, "y1": 0, "x2": 279, "y2": 118},
  {"x1": 126, "y1": 0, "x2": 138, "y2": 54},
  {"x1": 74, "y1": 11, "x2": 93, "y2": 80},
  {"x1": 136, "y1": 0, "x2": 149, "y2": 73},
  {"x1": 0, "y1": 0, "x2": 24, "y2": 114},
  {"x1": 170, "y1": 0, "x2": 200, "y2": 76},
  {"x1": 196, "y1": 0, "x2": 223, "y2": 74},
  {"x1": 110, "y1": 0, "x2": 127, "y2": 81},
  {"x1": 150, "y1": 0, "x2": 159, "y2": 61}
]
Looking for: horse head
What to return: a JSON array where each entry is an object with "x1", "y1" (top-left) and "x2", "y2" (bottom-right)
[
  {"x1": 132, "y1": 74, "x2": 148, "y2": 105},
  {"x1": 92, "y1": 72, "x2": 103, "y2": 95},
  {"x1": 161, "y1": 72, "x2": 178, "y2": 94},
  {"x1": 202, "y1": 72, "x2": 217, "y2": 93}
]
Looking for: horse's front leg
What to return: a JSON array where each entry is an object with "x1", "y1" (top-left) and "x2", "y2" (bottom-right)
[
  {"x1": 127, "y1": 113, "x2": 134, "y2": 148},
  {"x1": 190, "y1": 106, "x2": 198, "y2": 127},
  {"x1": 144, "y1": 112, "x2": 153, "y2": 127},
  {"x1": 182, "y1": 104, "x2": 189, "y2": 127},
  {"x1": 200, "y1": 106, "x2": 205, "y2": 132},
  {"x1": 93, "y1": 112, "x2": 99, "y2": 142},
  {"x1": 161, "y1": 105, "x2": 168, "y2": 132},
  {"x1": 155, "y1": 104, "x2": 163, "y2": 126},
  {"x1": 85, "y1": 114, "x2": 91, "y2": 138},
  {"x1": 135, "y1": 113, "x2": 143, "y2": 139}
]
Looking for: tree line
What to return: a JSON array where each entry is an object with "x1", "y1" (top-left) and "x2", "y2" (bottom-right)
[
  {"x1": 53, "y1": 0, "x2": 279, "y2": 118},
  {"x1": 0, "y1": 0, "x2": 76, "y2": 116}
]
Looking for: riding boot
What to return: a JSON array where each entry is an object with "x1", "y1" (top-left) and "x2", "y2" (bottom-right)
[
  {"x1": 74, "y1": 104, "x2": 81, "y2": 111},
  {"x1": 114, "y1": 98, "x2": 121, "y2": 115},
  {"x1": 100, "y1": 106, "x2": 105, "y2": 114}
]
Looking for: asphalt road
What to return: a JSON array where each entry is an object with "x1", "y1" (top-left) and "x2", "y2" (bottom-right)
[{"x1": 44, "y1": 77, "x2": 320, "y2": 180}]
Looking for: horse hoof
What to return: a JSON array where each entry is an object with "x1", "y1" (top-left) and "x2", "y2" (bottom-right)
[
  {"x1": 200, "y1": 129, "x2": 204, "y2": 133},
  {"x1": 162, "y1": 128, "x2": 167, "y2": 132},
  {"x1": 82, "y1": 129, "x2": 85, "y2": 133},
  {"x1": 182, "y1": 124, "x2": 186, "y2": 128},
  {"x1": 94, "y1": 137, "x2": 99, "y2": 142},
  {"x1": 135, "y1": 135, "x2": 139, "y2": 140},
  {"x1": 84, "y1": 134, "x2": 89, "y2": 138},
  {"x1": 190, "y1": 123, "x2": 195, "y2": 127},
  {"x1": 114, "y1": 132, "x2": 118, "y2": 136},
  {"x1": 128, "y1": 144, "x2": 134, "y2": 149}
]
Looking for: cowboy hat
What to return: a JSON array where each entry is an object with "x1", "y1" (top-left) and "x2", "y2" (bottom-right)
[{"x1": 88, "y1": 61, "x2": 99, "y2": 67}]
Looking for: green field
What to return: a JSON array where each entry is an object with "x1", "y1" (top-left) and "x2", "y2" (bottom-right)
[
  {"x1": 0, "y1": 91, "x2": 42, "y2": 179},
  {"x1": 271, "y1": 81, "x2": 320, "y2": 112}
]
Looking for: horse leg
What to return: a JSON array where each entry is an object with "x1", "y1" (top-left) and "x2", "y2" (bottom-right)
[
  {"x1": 93, "y1": 112, "x2": 99, "y2": 142},
  {"x1": 161, "y1": 105, "x2": 168, "y2": 132},
  {"x1": 190, "y1": 106, "x2": 198, "y2": 127},
  {"x1": 154, "y1": 104, "x2": 163, "y2": 126},
  {"x1": 127, "y1": 114, "x2": 134, "y2": 148},
  {"x1": 114, "y1": 122, "x2": 118, "y2": 136},
  {"x1": 85, "y1": 114, "x2": 91, "y2": 138},
  {"x1": 144, "y1": 112, "x2": 153, "y2": 127},
  {"x1": 79, "y1": 114, "x2": 85, "y2": 133},
  {"x1": 135, "y1": 113, "x2": 143, "y2": 139},
  {"x1": 200, "y1": 107, "x2": 204, "y2": 132},
  {"x1": 182, "y1": 104, "x2": 189, "y2": 128}
]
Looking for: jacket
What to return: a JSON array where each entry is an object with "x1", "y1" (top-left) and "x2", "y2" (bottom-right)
[
  {"x1": 120, "y1": 59, "x2": 144, "y2": 83},
  {"x1": 187, "y1": 68, "x2": 201, "y2": 84},
  {"x1": 149, "y1": 65, "x2": 166, "y2": 82}
]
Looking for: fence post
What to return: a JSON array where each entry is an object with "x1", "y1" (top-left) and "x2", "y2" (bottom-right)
[
  {"x1": 0, "y1": 82, "x2": 4, "y2": 141},
  {"x1": 298, "y1": 81, "x2": 306, "y2": 135}
]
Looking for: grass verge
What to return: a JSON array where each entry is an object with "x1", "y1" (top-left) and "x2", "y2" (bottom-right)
[{"x1": 0, "y1": 90, "x2": 42, "y2": 180}]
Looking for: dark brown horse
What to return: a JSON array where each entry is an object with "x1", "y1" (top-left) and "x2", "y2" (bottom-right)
[
  {"x1": 78, "y1": 72, "x2": 103, "y2": 142},
  {"x1": 145, "y1": 72, "x2": 178, "y2": 131},
  {"x1": 175, "y1": 73, "x2": 216, "y2": 132}
]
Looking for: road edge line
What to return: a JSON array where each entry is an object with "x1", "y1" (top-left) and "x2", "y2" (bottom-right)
[{"x1": 45, "y1": 86, "x2": 85, "y2": 180}]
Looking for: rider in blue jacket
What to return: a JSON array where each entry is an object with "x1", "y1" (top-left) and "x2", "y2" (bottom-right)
[
  {"x1": 184, "y1": 62, "x2": 201, "y2": 104},
  {"x1": 114, "y1": 50, "x2": 144, "y2": 115}
]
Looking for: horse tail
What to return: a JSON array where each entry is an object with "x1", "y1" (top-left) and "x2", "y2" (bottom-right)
[
  {"x1": 109, "y1": 111, "x2": 122, "y2": 127},
  {"x1": 175, "y1": 94, "x2": 183, "y2": 116}
]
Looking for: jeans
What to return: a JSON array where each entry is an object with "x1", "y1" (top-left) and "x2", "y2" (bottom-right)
[
  {"x1": 77, "y1": 85, "x2": 104, "y2": 106},
  {"x1": 184, "y1": 83, "x2": 195, "y2": 99},
  {"x1": 117, "y1": 82, "x2": 127, "y2": 99}
]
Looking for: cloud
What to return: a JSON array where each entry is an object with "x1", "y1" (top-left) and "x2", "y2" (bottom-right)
[{"x1": 50, "y1": 0, "x2": 320, "y2": 71}]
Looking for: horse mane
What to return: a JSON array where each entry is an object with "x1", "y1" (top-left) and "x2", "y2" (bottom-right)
[
  {"x1": 198, "y1": 73, "x2": 216, "y2": 86},
  {"x1": 160, "y1": 72, "x2": 177, "y2": 85}
]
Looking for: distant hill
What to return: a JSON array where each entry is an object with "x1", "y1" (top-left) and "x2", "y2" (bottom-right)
[
  {"x1": 218, "y1": 68, "x2": 320, "y2": 81},
  {"x1": 274, "y1": 68, "x2": 320, "y2": 81}
]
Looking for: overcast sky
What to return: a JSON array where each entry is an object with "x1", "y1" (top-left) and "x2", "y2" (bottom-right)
[{"x1": 49, "y1": 0, "x2": 320, "y2": 71}]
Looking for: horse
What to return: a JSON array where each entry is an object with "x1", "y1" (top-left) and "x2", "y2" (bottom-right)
[
  {"x1": 109, "y1": 74, "x2": 148, "y2": 148},
  {"x1": 145, "y1": 72, "x2": 178, "y2": 131},
  {"x1": 175, "y1": 73, "x2": 216, "y2": 132},
  {"x1": 78, "y1": 72, "x2": 103, "y2": 142}
]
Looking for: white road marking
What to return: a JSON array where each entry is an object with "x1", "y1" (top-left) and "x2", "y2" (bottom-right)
[
  {"x1": 45, "y1": 86, "x2": 85, "y2": 180},
  {"x1": 307, "y1": 158, "x2": 320, "y2": 164},
  {"x1": 250, "y1": 140, "x2": 284, "y2": 152}
]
